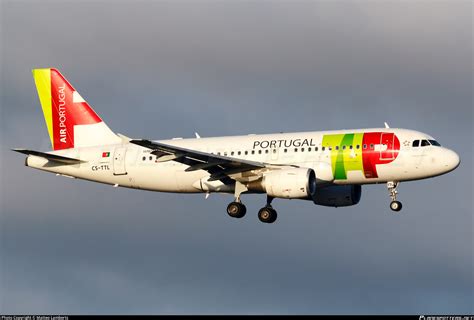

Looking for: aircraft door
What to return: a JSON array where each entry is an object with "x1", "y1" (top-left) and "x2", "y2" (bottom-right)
[{"x1": 113, "y1": 146, "x2": 127, "y2": 175}]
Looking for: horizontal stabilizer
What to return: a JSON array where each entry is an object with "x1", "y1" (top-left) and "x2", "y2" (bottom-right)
[{"x1": 12, "y1": 149, "x2": 86, "y2": 164}]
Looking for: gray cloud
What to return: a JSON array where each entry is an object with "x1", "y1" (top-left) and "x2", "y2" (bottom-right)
[{"x1": 1, "y1": 0, "x2": 472, "y2": 314}]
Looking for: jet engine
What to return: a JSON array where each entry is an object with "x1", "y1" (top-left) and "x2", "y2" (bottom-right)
[
  {"x1": 248, "y1": 168, "x2": 316, "y2": 199},
  {"x1": 312, "y1": 185, "x2": 362, "y2": 207}
]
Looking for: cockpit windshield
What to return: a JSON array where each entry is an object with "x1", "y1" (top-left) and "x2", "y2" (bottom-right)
[
  {"x1": 412, "y1": 139, "x2": 441, "y2": 147},
  {"x1": 420, "y1": 140, "x2": 430, "y2": 146}
]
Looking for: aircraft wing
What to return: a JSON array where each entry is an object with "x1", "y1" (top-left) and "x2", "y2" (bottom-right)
[{"x1": 130, "y1": 139, "x2": 267, "y2": 184}]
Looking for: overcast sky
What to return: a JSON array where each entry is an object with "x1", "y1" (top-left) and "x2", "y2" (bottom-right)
[{"x1": 1, "y1": 0, "x2": 472, "y2": 315}]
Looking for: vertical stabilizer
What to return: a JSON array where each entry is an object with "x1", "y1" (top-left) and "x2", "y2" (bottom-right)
[{"x1": 32, "y1": 68, "x2": 120, "y2": 150}]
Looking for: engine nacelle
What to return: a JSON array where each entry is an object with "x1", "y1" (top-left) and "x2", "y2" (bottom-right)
[
  {"x1": 261, "y1": 168, "x2": 316, "y2": 199},
  {"x1": 312, "y1": 185, "x2": 362, "y2": 207}
]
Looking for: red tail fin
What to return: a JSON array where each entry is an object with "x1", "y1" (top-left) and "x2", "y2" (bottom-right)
[{"x1": 33, "y1": 68, "x2": 120, "y2": 150}]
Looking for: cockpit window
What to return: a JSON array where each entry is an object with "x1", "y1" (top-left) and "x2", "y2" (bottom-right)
[
  {"x1": 412, "y1": 140, "x2": 420, "y2": 147},
  {"x1": 429, "y1": 140, "x2": 441, "y2": 146},
  {"x1": 420, "y1": 140, "x2": 430, "y2": 147}
]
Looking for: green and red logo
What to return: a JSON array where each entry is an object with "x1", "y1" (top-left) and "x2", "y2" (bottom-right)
[{"x1": 322, "y1": 132, "x2": 400, "y2": 180}]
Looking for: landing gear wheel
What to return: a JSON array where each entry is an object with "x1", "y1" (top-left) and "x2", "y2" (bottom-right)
[
  {"x1": 387, "y1": 181, "x2": 402, "y2": 213},
  {"x1": 390, "y1": 201, "x2": 402, "y2": 212},
  {"x1": 258, "y1": 207, "x2": 277, "y2": 223},
  {"x1": 227, "y1": 202, "x2": 247, "y2": 218}
]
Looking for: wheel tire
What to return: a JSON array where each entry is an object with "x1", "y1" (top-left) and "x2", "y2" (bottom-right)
[
  {"x1": 268, "y1": 210, "x2": 278, "y2": 223},
  {"x1": 258, "y1": 207, "x2": 277, "y2": 223},
  {"x1": 390, "y1": 201, "x2": 402, "y2": 212},
  {"x1": 227, "y1": 202, "x2": 246, "y2": 218}
]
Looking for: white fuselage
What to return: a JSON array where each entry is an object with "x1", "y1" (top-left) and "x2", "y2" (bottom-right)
[{"x1": 25, "y1": 128, "x2": 460, "y2": 194}]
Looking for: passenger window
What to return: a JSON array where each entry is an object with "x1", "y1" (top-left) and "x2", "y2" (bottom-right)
[
  {"x1": 349, "y1": 145, "x2": 352, "y2": 150},
  {"x1": 224, "y1": 152, "x2": 227, "y2": 156},
  {"x1": 315, "y1": 147, "x2": 318, "y2": 151},
  {"x1": 412, "y1": 140, "x2": 419, "y2": 147},
  {"x1": 273, "y1": 149, "x2": 277, "y2": 153},
  {"x1": 238, "y1": 151, "x2": 241, "y2": 155},
  {"x1": 308, "y1": 147, "x2": 312, "y2": 152},
  {"x1": 335, "y1": 146, "x2": 339, "y2": 150},
  {"x1": 322, "y1": 147, "x2": 325, "y2": 151},
  {"x1": 231, "y1": 151, "x2": 234, "y2": 156},
  {"x1": 294, "y1": 148, "x2": 298, "y2": 152},
  {"x1": 142, "y1": 156, "x2": 146, "y2": 161},
  {"x1": 421, "y1": 140, "x2": 430, "y2": 147},
  {"x1": 265, "y1": 150, "x2": 269, "y2": 154},
  {"x1": 328, "y1": 146, "x2": 332, "y2": 151},
  {"x1": 258, "y1": 150, "x2": 262, "y2": 154},
  {"x1": 342, "y1": 145, "x2": 346, "y2": 150},
  {"x1": 301, "y1": 148, "x2": 305, "y2": 152},
  {"x1": 363, "y1": 144, "x2": 367, "y2": 149},
  {"x1": 356, "y1": 145, "x2": 360, "y2": 149},
  {"x1": 370, "y1": 144, "x2": 374, "y2": 149},
  {"x1": 251, "y1": 150, "x2": 255, "y2": 155},
  {"x1": 284, "y1": 149, "x2": 287, "y2": 153},
  {"x1": 244, "y1": 151, "x2": 248, "y2": 155}
]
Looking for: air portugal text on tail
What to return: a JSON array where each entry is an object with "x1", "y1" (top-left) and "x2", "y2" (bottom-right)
[
  {"x1": 13, "y1": 68, "x2": 461, "y2": 224},
  {"x1": 32, "y1": 68, "x2": 120, "y2": 150}
]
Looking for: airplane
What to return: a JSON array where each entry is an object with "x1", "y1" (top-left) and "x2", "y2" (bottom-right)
[{"x1": 13, "y1": 68, "x2": 461, "y2": 223}]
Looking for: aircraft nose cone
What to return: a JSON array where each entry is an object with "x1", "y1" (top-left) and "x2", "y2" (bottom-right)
[{"x1": 444, "y1": 149, "x2": 460, "y2": 172}]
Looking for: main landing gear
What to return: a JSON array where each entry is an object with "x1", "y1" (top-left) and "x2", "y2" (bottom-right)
[
  {"x1": 227, "y1": 197, "x2": 278, "y2": 223},
  {"x1": 387, "y1": 181, "x2": 402, "y2": 212},
  {"x1": 226, "y1": 181, "x2": 248, "y2": 219},
  {"x1": 226, "y1": 201, "x2": 247, "y2": 218},
  {"x1": 226, "y1": 182, "x2": 278, "y2": 223},
  {"x1": 257, "y1": 196, "x2": 277, "y2": 224}
]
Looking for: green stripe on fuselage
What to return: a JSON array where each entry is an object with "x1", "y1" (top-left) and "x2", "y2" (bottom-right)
[
  {"x1": 322, "y1": 134, "x2": 345, "y2": 179},
  {"x1": 343, "y1": 133, "x2": 363, "y2": 174},
  {"x1": 322, "y1": 133, "x2": 364, "y2": 180}
]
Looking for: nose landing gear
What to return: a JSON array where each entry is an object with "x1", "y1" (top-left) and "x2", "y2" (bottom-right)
[{"x1": 387, "y1": 181, "x2": 402, "y2": 212}]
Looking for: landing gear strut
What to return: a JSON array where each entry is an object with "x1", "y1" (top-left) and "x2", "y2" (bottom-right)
[
  {"x1": 387, "y1": 181, "x2": 402, "y2": 212},
  {"x1": 226, "y1": 181, "x2": 248, "y2": 219},
  {"x1": 258, "y1": 195, "x2": 277, "y2": 223},
  {"x1": 226, "y1": 182, "x2": 278, "y2": 223}
]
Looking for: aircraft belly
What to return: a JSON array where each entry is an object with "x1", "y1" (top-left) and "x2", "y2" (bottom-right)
[{"x1": 128, "y1": 164, "x2": 179, "y2": 192}]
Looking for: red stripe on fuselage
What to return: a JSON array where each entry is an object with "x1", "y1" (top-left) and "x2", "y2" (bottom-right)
[{"x1": 362, "y1": 132, "x2": 400, "y2": 178}]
